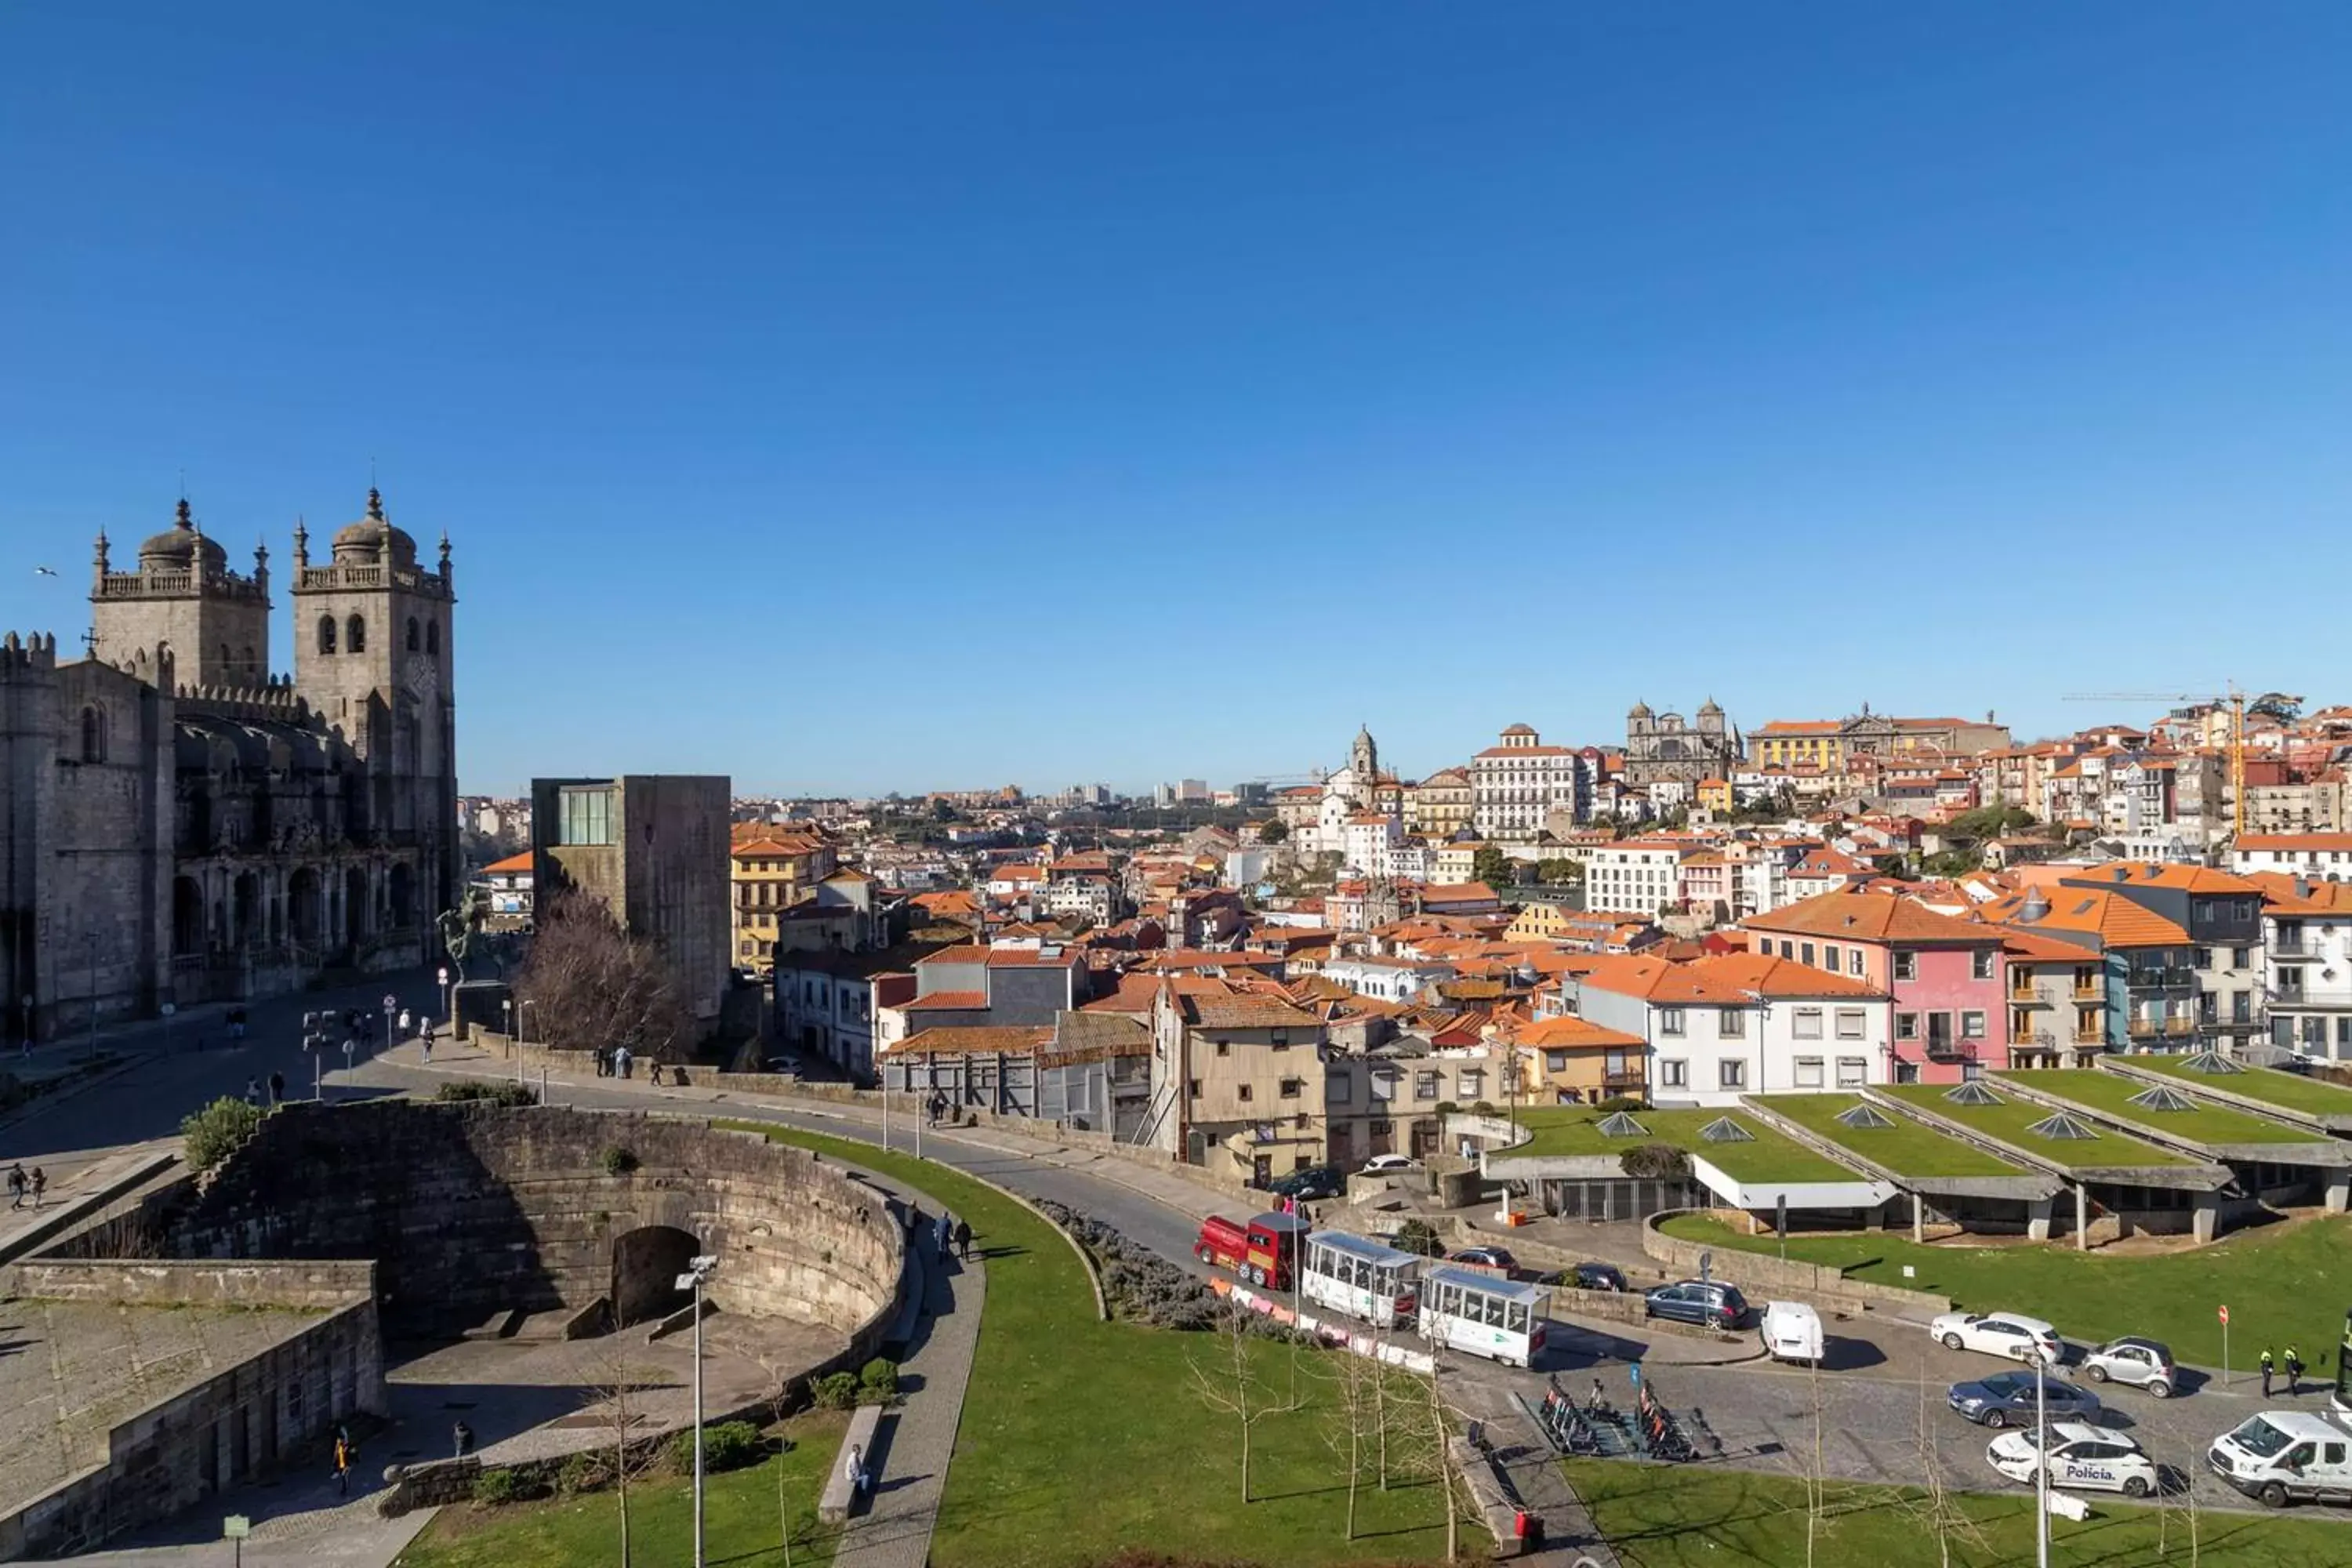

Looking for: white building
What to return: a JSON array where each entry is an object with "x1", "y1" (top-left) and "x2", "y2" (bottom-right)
[
  {"x1": 1341, "y1": 812, "x2": 1405, "y2": 878},
  {"x1": 1472, "y1": 724, "x2": 1587, "y2": 843},
  {"x1": 2231, "y1": 834, "x2": 2352, "y2": 878},
  {"x1": 1556, "y1": 952, "x2": 1891, "y2": 1107},
  {"x1": 1582, "y1": 840, "x2": 1693, "y2": 916},
  {"x1": 2253, "y1": 875, "x2": 2352, "y2": 1062},
  {"x1": 1321, "y1": 955, "x2": 1457, "y2": 1004}
]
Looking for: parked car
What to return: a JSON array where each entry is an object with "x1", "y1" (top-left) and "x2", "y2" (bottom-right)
[
  {"x1": 1451, "y1": 1246, "x2": 1519, "y2": 1272},
  {"x1": 762, "y1": 1054, "x2": 804, "y2": 1075},
  {"x1": 1988, "y1": 1422, "x2": 2159, "y2": 1497},
  {"x1": 1553, "y1": 1261, "x2": 1628, "y2": 1293},
  {"x1": 1644, "y1": 1280, "x2": 1751, "y2": 1330},
  {"x1": 1361, "y1": 1154, "x2": 1420, "y2": 1173},
  {"x1": 1265, "y1": 1165, "x2": 1344, "y2": 1200},
  {"x1": 1930, "y1": 1311, "x2": 2064, "y2": 1365},
  {"x1": 1948, "y1": 1370, "x2": 2103, "y2": 1429},
  {"x1": 2081, "y1": 1337, "x2": 2176, "y2": 1399}
]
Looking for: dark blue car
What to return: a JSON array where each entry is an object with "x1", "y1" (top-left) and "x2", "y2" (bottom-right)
[{"x1": 1947, "y1": 1369, "x2": 2103, "y2": 1429}]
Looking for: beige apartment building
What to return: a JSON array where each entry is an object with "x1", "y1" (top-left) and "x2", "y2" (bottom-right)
[{"x1": 730, "y1": 826, "x2": 838, "y2": 972}]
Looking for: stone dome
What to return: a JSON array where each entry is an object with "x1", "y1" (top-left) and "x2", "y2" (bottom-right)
[
  {"x1": 1698, "y1": 697, "x2": 1723, "y2": 717},
  {"x1": 331, "y1": 488, "x2": 418, "y2": 568},
  {"x1": 1628, "y1": 700, "x2": 1653, "y2": 720},
  {"x1": 137, "y1": 499, "x2": 227, "y2": 572}
]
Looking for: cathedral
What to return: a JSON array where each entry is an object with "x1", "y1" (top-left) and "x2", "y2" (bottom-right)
[
  {"x1": 0, "y1": 489, "x2": 459, "y2": 1040},
  {"x1": 1621, "y1": 699, "x2": 1740, "y2": 786}
]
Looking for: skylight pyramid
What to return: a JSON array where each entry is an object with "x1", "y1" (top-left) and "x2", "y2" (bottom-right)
[
  {"x1": 1698, "y1": 1116, "x2": 1755, "y2": 1144},
  {"x1": 2024, "y1": 1111, "x2": 2101, "y2": 1141},
  {"x1": 1944, "y1": 1081, "x2": 2005, "y2": 1106},
  {"x1": 2125, "y1": 1084, "x2": 2199, "y2": 1114},
  {"x1": 1835, "y1": 1103, "x2": 1896, "y2": 1130},
  {"x1": 1595, "y1": 1111, "x2": 1650, "y2": 1138}
]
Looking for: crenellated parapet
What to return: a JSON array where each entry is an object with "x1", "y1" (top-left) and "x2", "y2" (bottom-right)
[
  {"x1": 174, "y1": 673, "x2": 325, "y2": 728},
  {"x1": 0, "y1": 630, "x2": 60, "y2": 678}
]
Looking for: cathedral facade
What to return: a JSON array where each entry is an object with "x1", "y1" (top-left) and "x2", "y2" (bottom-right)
[
  {"x1": 1621, "y1": 699, "x2": 1740, "y2": 786},
  {"x1": 0, "y1": 490, "x2": 459, "y2": 1040}
]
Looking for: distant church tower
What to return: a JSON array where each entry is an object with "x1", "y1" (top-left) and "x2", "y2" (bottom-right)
[
  {"x1": 289, "y1": 488, "x2": 460, "y2": 928},
  {"x1": 89, "y1": 499, "x2": 272, "y2": 688},
  {"x1": 1351, "y1": 724, "x2": 1378, "y2": 786}
]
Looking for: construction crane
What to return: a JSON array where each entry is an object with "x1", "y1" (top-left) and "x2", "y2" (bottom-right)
[{"x1": 2062, "y1": 685, "x2": 2303, "y2": 839}]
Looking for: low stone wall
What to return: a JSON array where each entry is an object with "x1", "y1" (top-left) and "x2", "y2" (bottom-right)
[
  {"x1": 0, "y1": 1295, "x2": 386, "y2": 1560},
  {"x1": 1642, "y1": 1209, "x2": 1951, "y2": 1316},
  {"x1": 0, "y1": 1258, "x2": 376, "y2": 1311}
]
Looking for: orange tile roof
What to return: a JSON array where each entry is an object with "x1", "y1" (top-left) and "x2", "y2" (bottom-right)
[
  {"x1": 1513, "y1": 1015, "x2": 1646, "y2": 1050},
  {"x1": 1743, "y1": 890, "x2": 2002, "y2": 946},
  {"x1": 895, "y1": 1025, "x2": 1055, "y2": 1056},
  {"x1": 902, "y1": 990, "x2": 988, "y2": 1011},
  {"x1": 2057, "y1": 862, "x2": 2262, "y2": 895},
  {"x1": 1685, "y1": 952, "x2": 1887, "y2": 999},
  {"x1": 483, "y1": 851, "x2": 533, "y2": 875},
  {"x1": 1976, "y1": 888, "x2": 2190, "y2": 948},
  {"x1": 2243, "y1": 872, "x2": 2352, "y2": 916},
  {"x1": 1998, "y1": 927, "x2": 2102, "y2": 962},
  {"x1": 1185, "y1": 994, "x2": 1325, "y2": 1030}
]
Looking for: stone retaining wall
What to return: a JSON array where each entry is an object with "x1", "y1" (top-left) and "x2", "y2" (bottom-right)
[
  {"x1": 0, "y1": 1258, "x2": 375, "y2": 1311},
  {"x1": 50, "y1": 1103, "x2": 904, "y2": 1342},
  {"x1": 1642, "y1": 1209, "x2": 1951, "y2": 1316}
]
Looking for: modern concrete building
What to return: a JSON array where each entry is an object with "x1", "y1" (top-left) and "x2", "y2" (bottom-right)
[{"x1": 531, "y1": 775, "x2": 730, "y2": 1023}]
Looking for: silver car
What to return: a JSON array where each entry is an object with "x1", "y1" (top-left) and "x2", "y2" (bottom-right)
[{"x1": 2079, "y1": 1336, "x2": 2176, "y2": 1399}]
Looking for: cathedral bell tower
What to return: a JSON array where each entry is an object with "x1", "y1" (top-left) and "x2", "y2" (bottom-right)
[{"x1": 289, "y1": 487, "x2": 459, "y2": 927}]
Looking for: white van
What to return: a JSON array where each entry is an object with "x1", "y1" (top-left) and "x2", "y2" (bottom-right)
[
  {"x1": 2207, "y1": 1410, "x2": 2352, "y2": 1508},
  {"x1": 1759, "y1": 1301, "x2": 1824, "y2": 1366}
]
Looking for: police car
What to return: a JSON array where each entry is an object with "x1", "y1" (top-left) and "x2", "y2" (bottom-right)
[{"x1": 1987, "y1": 1421, "x2": 2159, "y2": 1497}]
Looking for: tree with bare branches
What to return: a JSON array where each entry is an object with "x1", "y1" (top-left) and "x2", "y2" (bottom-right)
[
  {"x1": 514, "y1": 887, "x2": 695, "y2": 1061},
  {"x1": 574, "y1": 1337, "x2": 670, "y2": 1567},
  {"x1": 1190, "y1": 1308, "x2": 1308, "y2": 1503},
  {"x1": 1896, "y1": 1356, "x2": 1987, "y2": 1566},
  {"x1": 1317, "y1": 1337, "x2": 1383, "y2": 1540}
]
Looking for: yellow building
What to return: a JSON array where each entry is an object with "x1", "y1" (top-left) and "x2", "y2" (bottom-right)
[
  {"x1": 730, "y1": 826, "x2": 839, "y2": 972},
  {"x1": 1405, "y1": 767, "x2": 1475, "y2": 839},
  {"x1": 1510, "y1": 1015, "x2": 1648, "y2": 1105},
  {"x1": 1695, "y1": 778, "x2": 1733, "y2": 815},
  {"x1": 1502, "y1": 899, "x2": 1575, "y2": 943}
]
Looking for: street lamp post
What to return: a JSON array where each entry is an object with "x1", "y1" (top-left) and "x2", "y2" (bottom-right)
[
  {"x1": 519, "y1": 998, "x2": 536, "y2": 1045},
  {"x1": 2034, "y1": 1354, "x2": 2051, "y2": 1568},
  {"x1": 675, "y1": 1253, "x2": 720, "y2": 1567}
]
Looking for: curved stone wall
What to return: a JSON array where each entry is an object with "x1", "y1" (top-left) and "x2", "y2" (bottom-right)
[{"x1": 65, "y1": 1102, "x2": 902, "y2": 1338}]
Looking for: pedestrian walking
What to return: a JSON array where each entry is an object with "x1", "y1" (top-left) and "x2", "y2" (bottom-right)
[
  {"x1": 935, "y1": 1210, "x2": 953, "y2": 1255},
  {"x1": 244, "y1": 1076, "x2": 261, "y2": 1108},
  {"x1": 397, "y1": 1008, "x2": 411, "y2": 1038},
  {"x1": 2260, "y1": 1346, "x2": 2276, "y2": 1399},
  {"x1": 29, "y1": 1168, "x2": 45, "y2": 1209},
  {"x1": 844, "y1": 1441, "x2": 869, "y2": 1496},
  {"x1": 2285, "y1": 1344, "x2": 2304, "y2": 1396},
  {"x1": 229, "y1": 1007, "x2": 246, "y2": 1042},
  {"x1": 332, "y1": 1434, "x2": 352, "y2": 1495},
  {"x1": 452, "y1": 1419, "x2": 474, "y2": 1458},
  {"x1": 906, "y1": 1201, "x2": 924, "y2": 1239},
  {"x1": 954, "y1": 1216, "x2": 972, "y2": 1261},
  {"x1": 5, "y1": 1163, "x2": 24, "y2": 1210},
  {"x1": 419, "y1": 1024, "x2": 433, "y2": 1064},
  {"x1": 614, "y1": 1045, "x2": 632, "y2": 1080},
  {"x1": 267, "y1": 1070, "x2": 285, "y2": 1106}
]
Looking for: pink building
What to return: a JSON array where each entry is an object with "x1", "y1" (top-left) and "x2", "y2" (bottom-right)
[{"x1": 1741, "y1": 889, "x2": 2008, "y2": 1084}]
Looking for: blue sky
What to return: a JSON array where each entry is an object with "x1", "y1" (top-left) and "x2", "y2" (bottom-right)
[{"x1": 3, "y1": 5, "x2": 2347, "y2": 797}]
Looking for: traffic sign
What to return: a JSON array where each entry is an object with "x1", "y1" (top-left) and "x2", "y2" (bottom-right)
[
  {"x1": 223, "y1": 1515, "x2": 250, "y2": 1539},
  {"x1": 382, "y1": 993, "x2": 396, "y2": 1011},
  {"x1": 159, "y1": 1002, "x2": 176, "y2": 1017},
  {"x1": 2218, "y1": 1305, "x2": 2230, "y2": 1326}
]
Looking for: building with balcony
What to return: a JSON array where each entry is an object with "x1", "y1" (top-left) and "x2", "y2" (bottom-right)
[
  {"x1": 1978, "y1": 884, "x2": 2197, "y2": 1056},
  {"x1": 1508, "y1": 1014, "x2": 1649, "y2": 1105},
  {"x1": 2249, "y1": 873, "x2": 2352, "y2": 1062},
  {"x1": 2053, "y1": 863, "x2": 2267, "y2": 1051}
]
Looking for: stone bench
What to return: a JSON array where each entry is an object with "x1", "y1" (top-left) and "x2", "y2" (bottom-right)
[
  {"x1": 1449, "y1": 1432, "x2": 1534, "y2": 1557},
  {"x1": 817, "y1": 1403, "x2": 884, "y2": 1525}
]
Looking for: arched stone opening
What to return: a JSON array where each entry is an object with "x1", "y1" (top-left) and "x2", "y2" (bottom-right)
[
  {"x1": 288, "y1": 868, "x2": 323, "y2": 946},
  {"x1": 344, "y1": 866, "x2": 371, "y2": 942},
  {"x1": 388, "y1": 863, "x2": 414, "y2": 931},
  {"x1": 231, "y1": 873, "x2": 260, "y2": 949},
  {"x1": 611, "y1": 1225, "x2": 699, "y2": 1327}
]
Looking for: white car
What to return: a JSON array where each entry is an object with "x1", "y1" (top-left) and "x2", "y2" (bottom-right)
[
  {"x1": 1362, "y1": 1154, "x2": 1420, "y2": 1173},
  {"x1": 1987, "y1": 1421, "x2": 2159, "y2": 1497},
  {"x1": 1932, "y1": 1310, "x2": 2064, "y2": 1365}
]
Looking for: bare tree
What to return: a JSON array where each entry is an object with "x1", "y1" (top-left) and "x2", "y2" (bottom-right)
[
  {"x1": 575, "y1": 1337, "x2": 670, "y2": 1567},
  {"x1": 515, "y1": 888, "x2": 695, "y2": 1061},
  {"x1": 1317, "y1": 1336, "x2": 1382, "y2": 1541},
  {"x1": 1896, "y1": 1357, "x2": 1986, "y2": 1566},
  {"x1": 1190, "y1": 1309, "x2": 1308, "y2": 1503}
]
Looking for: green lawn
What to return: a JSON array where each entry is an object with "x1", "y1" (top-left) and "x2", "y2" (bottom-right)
[
  {"x1": 2130, "y1": 1054, "x2": 2352, "y2": 1117},
  {"x1": 717, "y1": 1121, "x2": 1462, "y2": 1568},
  {"x1": 1511, "y1": 1105, "x2": 1855, "y2": 1183},
  {"x1": 1750, "y1": 1094, "x2": 2023, "y2": 1178},
  {"x1": 394, "y1": 1411, "x2": 847, "y2": 1566},
  {"x1": 1876, "y1": 1083, "x2": 2198, "y2": 1168},
  {"x1": 1997, "y1": 1069, "x2": 2339, "y2": 1149},
  {"x1": 1568, "y1": 1456, "x2": 2352, "y2": 1567},
  {"x1": 1656, "y1": 1210, "x2": 2351, "y2": 1369}
]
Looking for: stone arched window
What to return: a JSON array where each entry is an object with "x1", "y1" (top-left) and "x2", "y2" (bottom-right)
[
  {"x1": 242, "y1": 644, "x2": 255, "y2": 673},
  {"x1": 426, "y1": 620, "x2": 440, "y2": 656},
  {"x1": 219, "y1": 642, "x2": 230, "y2": 670},
  {"x1": 80, "y1": 705, "x2": 107, "y2": 763},
  {"x1": 346, "y1": 614, "x2": 366, "y2": 653},
  {"x1": 405, "y1": 616, "x2": 420, "y2": 652},
  {"x1": 318, "y1": 615, "x2": 337, "y2": 655}
]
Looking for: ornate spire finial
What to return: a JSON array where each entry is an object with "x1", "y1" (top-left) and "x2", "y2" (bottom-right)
[
  {"x1": 176, "y1": 497, "x2": 193, "y2": 530},
  {"x1": 367, "y1": 486, "x2": 384, "y2": 521},
  {"x1": 292, "y1": 514, "x2": 309, "y2": 569},
  {"x1": 437, "y1": 529, "x2": 452, "y2": 572}
]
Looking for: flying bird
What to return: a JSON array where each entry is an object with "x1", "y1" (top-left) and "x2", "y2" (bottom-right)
[{"x1": 33, "y1": 565, "x2": 57, "y2": 576}]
